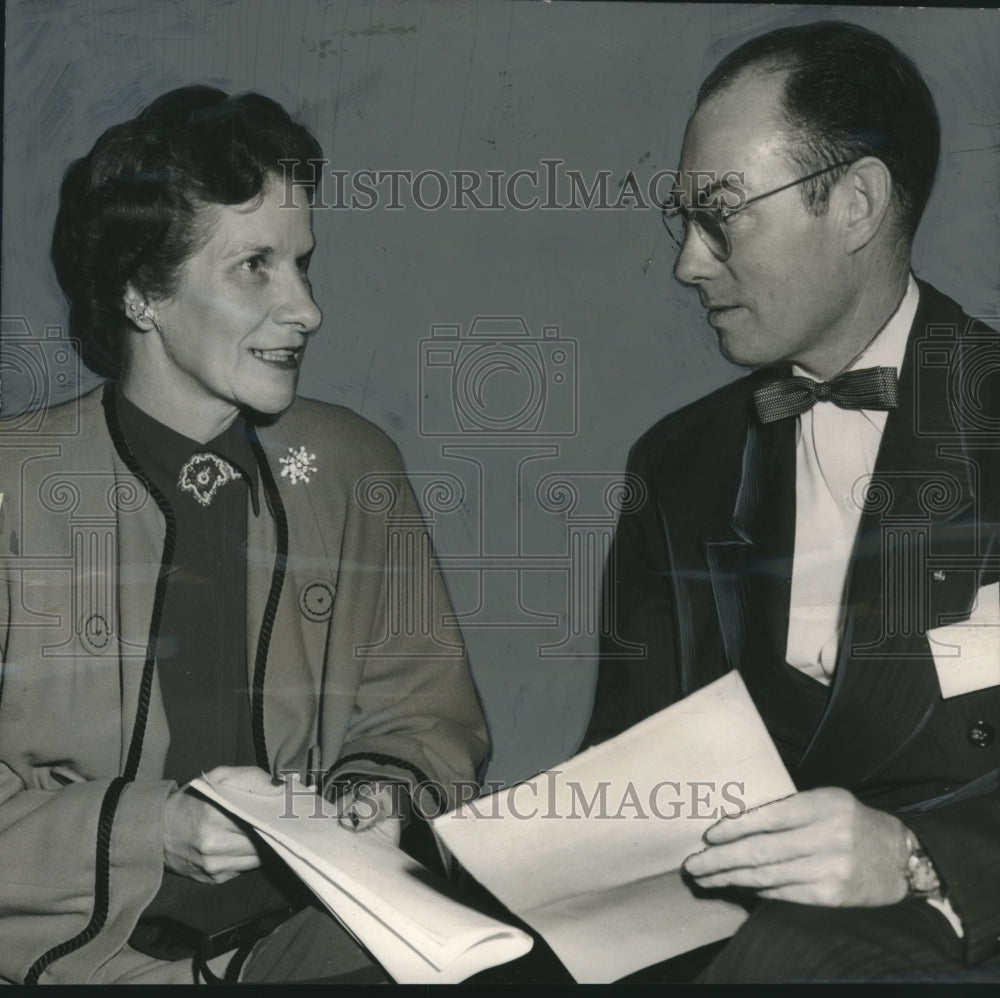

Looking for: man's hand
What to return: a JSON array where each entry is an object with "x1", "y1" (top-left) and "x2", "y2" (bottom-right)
[
  {"x1": 337, "y1": 782, "x2": 404, "y2": 847},
  {"x1": 163, "y1": 765, "x2": 282, "y2": 883},
  {"x1": 683, "y1": 787, "x2": 910, "y2": 907}
]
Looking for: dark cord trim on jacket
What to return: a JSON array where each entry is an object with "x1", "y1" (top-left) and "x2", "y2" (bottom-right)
[
  {"x1": 24, "y1": 777, "x2": 128, "y2": 984},
  {"x1": 247, "y1": 423, "x2": 289, "y2": 772}
]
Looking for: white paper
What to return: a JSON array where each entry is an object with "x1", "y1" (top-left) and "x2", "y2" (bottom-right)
[
  {"x1": 190, "y1": 775, "x2": 533, "y2": 984},
  {"x1": 928, "y1": 582, "x2": 1000, "y2": 699},
  {"x1": 432, "y1": 671, "x2": 796, "y2": 983}
]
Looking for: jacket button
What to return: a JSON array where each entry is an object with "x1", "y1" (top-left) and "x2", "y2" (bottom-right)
[
  {"x1": 300, "y1": 580, "x2": 335, "y2": 622},
  {"x1": 931, "y1": 570, "x2": 946, "y2": 582},
  {"x1": 967, "y1": 721, "x2": 995, "y2": 748}
]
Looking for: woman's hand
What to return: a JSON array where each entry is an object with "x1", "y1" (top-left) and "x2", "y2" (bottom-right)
[
  {"x1": 162, "y1": 765, "x2": 282, "y2": 883},
  {"x1": 337, "y1": 782, "x2": 404, "y2": 847}
]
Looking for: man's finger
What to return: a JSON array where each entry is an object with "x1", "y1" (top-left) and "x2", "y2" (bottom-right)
[
  {"x1": 703, "y1": 791, "x2": 816, "y2": 844},
  {"x1": 684, "y1": 828, "x2": 813, "y2": 877},
  {"x1": 688, "y1": 856, "x2": 820, "y2": 892}
]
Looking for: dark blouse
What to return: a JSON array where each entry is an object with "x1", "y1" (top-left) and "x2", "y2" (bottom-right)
[
  {"x1": 117, "y1": 392, "x2": 303, "y2": 958},
  {"x1": 115, "y1": 391, "x2": 258, "y2": 784}
]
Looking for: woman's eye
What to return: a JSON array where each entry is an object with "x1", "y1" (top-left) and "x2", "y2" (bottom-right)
[
  {"x1": 242, "y1": 255, "x2": 267, "y2": 274},
  {"x1": 296, "y1": 254, "x2": 312, "y2": 277}
]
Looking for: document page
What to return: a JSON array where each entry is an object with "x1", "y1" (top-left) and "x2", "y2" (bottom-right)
[
  {"x1": 432, "y1": 671, "x2": 796, "y2": 983},
  {"x1": 190, "y1": 775, "x2": 533, "y2": 983}
]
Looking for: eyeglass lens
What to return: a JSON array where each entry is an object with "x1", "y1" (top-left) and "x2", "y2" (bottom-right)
[{"x1": 662, "y1": 209, "x2": 729, "y2": 260}]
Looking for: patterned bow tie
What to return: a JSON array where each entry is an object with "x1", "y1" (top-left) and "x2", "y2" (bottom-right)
[{"x1": 752, "y1": 366, "x2": 899, "y2": 424}]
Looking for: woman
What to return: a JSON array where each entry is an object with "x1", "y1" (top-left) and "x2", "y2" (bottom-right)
[{"x1": 0, "y1": 86, "x2": 488, "y2": 984}]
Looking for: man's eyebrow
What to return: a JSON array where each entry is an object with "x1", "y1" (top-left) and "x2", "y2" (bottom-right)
[
  {"x1": 677, "y1": 177, "x2": 728, "y2": 200},
  {"x1": 664, "y1": 180, "x2": 722, "y2": 210},
  {"x1": 698, "y1": 179, "x2": 727, "y2": 198}
]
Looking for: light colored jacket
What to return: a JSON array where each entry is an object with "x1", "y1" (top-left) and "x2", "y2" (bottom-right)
[{"x1": 0, "y1": 386, "x2": 489, "y2": 983}]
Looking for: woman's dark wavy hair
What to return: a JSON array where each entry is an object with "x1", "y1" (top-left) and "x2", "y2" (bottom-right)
[
  {"x1": 697, "y1": 21, "x2": 940, "y2": 239},
  {"x1": 51, "y1": 86, "x2": 324, "y2": 379}
]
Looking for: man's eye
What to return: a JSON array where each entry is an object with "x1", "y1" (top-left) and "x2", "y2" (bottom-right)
[
  {"x1": 296, "y1": 254, "x2": 312, "y2": 276},
  {"x1": 242, "y1": 255, "x2": 267, "y2": 274}
]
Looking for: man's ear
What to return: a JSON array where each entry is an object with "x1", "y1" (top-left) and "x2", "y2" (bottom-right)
[
  {"x1": 839, "y1": 157, "x2": 894, "y2": 253},
  {"x1": 122, "y1": 284, "x2": 159, "y2": 332}
]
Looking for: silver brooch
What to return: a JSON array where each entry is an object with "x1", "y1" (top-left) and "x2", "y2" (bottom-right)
[
  {"x1": 280, "y1": 445, "x2": 317, "y2": 485},
  {"x1": 178, "y1": 453, "x2": 240, "y2": 506}
]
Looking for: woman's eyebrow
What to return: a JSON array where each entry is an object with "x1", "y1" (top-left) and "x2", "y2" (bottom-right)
[{"x1": 224, "y1": 243, "x2": 274, "y2": 260}]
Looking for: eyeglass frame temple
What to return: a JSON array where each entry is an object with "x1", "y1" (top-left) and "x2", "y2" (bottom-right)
[
  {"x1": 722, "y1": 159, "x2": 856, "y2": 218},
  {"x1": 660, "y1": 158, "x2": 856, "y2": 250}
]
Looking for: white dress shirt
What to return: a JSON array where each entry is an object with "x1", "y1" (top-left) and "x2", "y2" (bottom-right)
[{"x1": 785, "y1": 275, "x2": 919, "y2": 681}]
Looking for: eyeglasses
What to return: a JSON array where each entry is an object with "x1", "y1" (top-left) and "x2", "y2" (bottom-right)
[{"x1": 661, "y1": 160, "x2": 854, "y2": 262}]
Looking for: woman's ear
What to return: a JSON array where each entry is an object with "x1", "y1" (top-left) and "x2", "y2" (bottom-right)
[
  {"x1": 123, "y1": 285, "x2": 159, "y2": 332},
  {"x1": 839, "y1": 157, "x2": 894, "y2": 254}
]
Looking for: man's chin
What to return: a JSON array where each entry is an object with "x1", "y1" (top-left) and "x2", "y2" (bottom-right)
[{"x1": 715, "y1": 330, "x2": 768, "y2": 370}]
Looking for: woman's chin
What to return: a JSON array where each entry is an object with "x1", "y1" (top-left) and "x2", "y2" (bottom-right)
[{"x1": 239, "y1": 385, "x2": 298, "y2": 418}]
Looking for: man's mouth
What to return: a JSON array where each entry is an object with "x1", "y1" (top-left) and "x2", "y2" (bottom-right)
[
  {"x1": 250, "y1": 346, "x2": 302, "y2": 371},
  {"x1": 706, "y1": 305, "x2": 743, "y2": 323}
]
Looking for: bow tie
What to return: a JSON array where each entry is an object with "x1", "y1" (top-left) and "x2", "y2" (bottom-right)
[{"x1": 752, "y1": 366, "x2": 899, "y2": 424}]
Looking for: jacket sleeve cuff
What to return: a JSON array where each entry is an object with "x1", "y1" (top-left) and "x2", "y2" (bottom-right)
[
  {"x1": 322, "y1": 752, "x2": 454, "y2": 818},
  {"x1": 903, "y1": 791, "x2": 1000, "y2": 964},
  {"x1": 34, "y1": 779, "x2": 175, "y2": 984}
]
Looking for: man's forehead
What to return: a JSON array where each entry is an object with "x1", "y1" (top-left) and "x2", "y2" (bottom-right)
[{"x1": 675, "y1": 68, "x2": 793, "y2": 189}]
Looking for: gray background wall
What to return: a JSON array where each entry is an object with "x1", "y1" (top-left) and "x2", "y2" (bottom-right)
[{"x1": 3, "y1": 0, "x2": 998, "y2": 784}]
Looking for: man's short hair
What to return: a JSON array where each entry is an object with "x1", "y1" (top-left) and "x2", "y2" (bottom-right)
[{"x1": 697, "y1": 21, "x2": 940, "y2": 238}]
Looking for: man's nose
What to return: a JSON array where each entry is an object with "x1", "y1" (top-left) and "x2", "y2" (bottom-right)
[{"x1": 673, "y1": 222, "x2": 720, "y2": 287}]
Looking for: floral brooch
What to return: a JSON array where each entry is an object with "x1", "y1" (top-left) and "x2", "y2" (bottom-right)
[
  {"x1": 280, "y1": 445, "x2": 318, "y2": 485},
  {"x1": 178, "y1": 453, "x2": 241, "y2": 506}
]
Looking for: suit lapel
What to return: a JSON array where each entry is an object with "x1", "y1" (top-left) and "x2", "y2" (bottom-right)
[
  {"x1": 697, "y1": 391, "x2": 797, "y2": 679},
  {"x1": 798, "y1": 284, "x2": 978, "y2": 787}
]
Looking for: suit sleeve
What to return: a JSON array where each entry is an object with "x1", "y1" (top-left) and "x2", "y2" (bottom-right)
[
  {"x1": 321, "y1": 433, "x2": 489, "y2": 815},
  {"x1": 894, "y1": 386, "x2": 1000, "y2": 965},
  {"x1": 902, "y1": 775, "x2": 1000, "y2": 963},
  {"x1": 581, "y1": 444, "x2": 683, "y2": 749}
]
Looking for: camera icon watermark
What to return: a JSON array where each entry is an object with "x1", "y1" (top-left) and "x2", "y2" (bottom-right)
[
  {"x1": 419, "y1": 317, "x2": 577, "y2": 437},
  {"x1": 0, "y1": 316, "x2": 81, "y2": 431},
  {"x1": 913, "y1": 315, "x2": 1000, "y2": 439}
]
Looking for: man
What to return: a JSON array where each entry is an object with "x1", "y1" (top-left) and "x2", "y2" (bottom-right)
[{"x1": 585, "y1": 21, "x2": 1000, "y2": 982}]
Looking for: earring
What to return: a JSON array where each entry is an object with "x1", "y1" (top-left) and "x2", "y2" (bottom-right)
[{"x1": 127, "y1": 299, "x2": 155, "y2": 327}]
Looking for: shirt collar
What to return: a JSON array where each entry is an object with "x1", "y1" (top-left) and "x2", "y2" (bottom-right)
[{"x1": 114, "y1": 389, "x2": 260, "y2": 514}]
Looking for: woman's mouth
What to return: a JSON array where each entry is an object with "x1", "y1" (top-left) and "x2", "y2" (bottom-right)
[{"x1": 251, "y1": 347, "x2": 301, "y2": 370}]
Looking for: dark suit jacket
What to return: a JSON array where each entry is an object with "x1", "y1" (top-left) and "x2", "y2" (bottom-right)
[{"x1": 585, "y1": 280, "x2": 1000, "y2": 964}]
